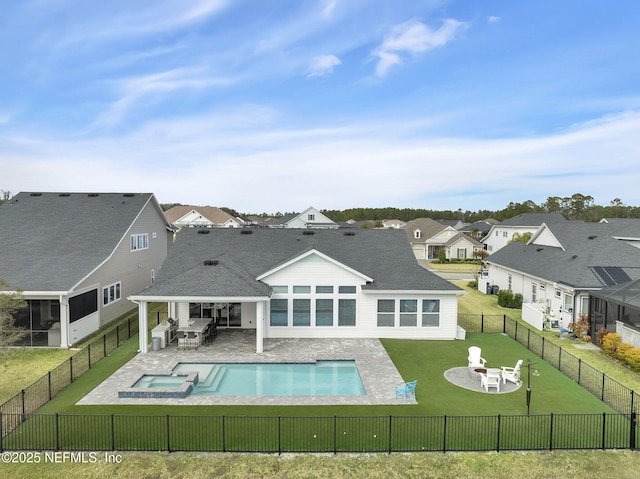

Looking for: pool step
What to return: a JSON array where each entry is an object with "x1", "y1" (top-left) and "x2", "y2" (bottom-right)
[{"x1": 199, "y1": 365, "x2": 226, "y2": 392}]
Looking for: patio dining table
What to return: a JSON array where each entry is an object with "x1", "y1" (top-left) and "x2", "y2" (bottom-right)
[{"x1": 177, "y1": 319, "x2": 212, "y2": 347}]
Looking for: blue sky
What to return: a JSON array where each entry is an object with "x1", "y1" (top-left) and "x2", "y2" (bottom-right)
[{"x1": 1, "y1": 0, "x2": 639, "y2": 214}]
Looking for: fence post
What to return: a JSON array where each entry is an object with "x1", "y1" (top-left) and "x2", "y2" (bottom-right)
[
  {"x1": 577, "y1": 359, "x2": 582, "y2": 385},
  {"x1": 166, "y1": 415, "x2": 171, "y2": 452},
  {"x1": 21, "y1": 389, "x2": 25, "y2": 420},
  {"x1": 88, "y1": 343, "x2": 92, "y2": 369},
  {"x1": 558, "y1": 348, "x2": 562, "y2": 372},
  {"x1": 111, "y1": 414, "x2": 115, "y2": 451},
  {"x1": 55, "y1": 413, "x2": 60, "y2": 450},
  {"x1": 128, "y1": 317, "x2": 131, "y2": 339},
  {"x1": 69, "y1": 356, "x2": 74, "y2": 383},
  {"x1": 388, "y1": 415, "x2": 392, "y2": 454},
  {"x1": 222, "y1": 415, "x2": 226, "y2": 452},
  {"x1": 443, "y1": 415, "x2": 447, "y2": 453},
  {"x1": 0, "y1": 412, "x2": 3, "y2": 452},
  {"x1": 630, "y1": 412, "x2": 637, "y2": 450},
  {"x1": 481, "y1": 313, "x2": 484, "y2": 333},
  {"x1": 116, "y1": 325, "x2": 120, "y2": 346},
  {"x1": 601, "y1": 413, "x2": 606, "y2": 450},
  {"x1": 549, "y1": 413, "x2": 554, "y2": 451},
  {"x1": 542, "y1": 337, "x2": 545, "y2": 360},
  {"x1": 631, "y1": 390, "x2": 635, "y2": 416},
  {"x1": 334, "y1": 416, "x2": 337, "y2": 454},
  {"x1": 496, "y1": 415, "x2": 501, "y2": 452},
  {"x1": 278, "y1": 416, "x2": 281, "y2": 455},
  {"x1": 601, "y1": 373, "x2": 606, "y2": 402},
  {"x1": 527, "y1": 329, "x2": 530, "y2": 350},
  {"x1": 103, "y1": 334, "x2": 107, "y2": 359},
  {"x1": 48, "y1": 371, "x2": 52, "y2": 400}
]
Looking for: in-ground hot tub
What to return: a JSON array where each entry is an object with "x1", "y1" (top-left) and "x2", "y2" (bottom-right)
[{"x1": 118, "y1": 371, "x2": 198, "y2": 398}]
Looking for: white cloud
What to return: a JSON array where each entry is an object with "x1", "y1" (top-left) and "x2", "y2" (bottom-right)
[
  {"x1": 307, "y1": 54, "x2": 342, "y2": 77},
  {"x1": 373, "y1": 19, "x2": 468, "y2": 76},
  {"x1": 321, "y1": 0, "x2": 338, "y2": 18},
  {"x1": 488, "y1": 16, "x2": 501, "y2": 23}
]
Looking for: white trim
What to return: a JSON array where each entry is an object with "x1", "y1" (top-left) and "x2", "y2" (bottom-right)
[
  {"x1": 128, "y1": 295, "x2": 271, "y2": 303},
  {"x1": 256, "y1": 249, "x2": 374, "y2": 283}
]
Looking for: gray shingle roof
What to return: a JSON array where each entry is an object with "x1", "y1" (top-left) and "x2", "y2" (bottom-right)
[
  {"x1": 0, "y1": 192, "x2": 156, "y2": 291},
  {"x1": 487, "y1": 221, "x2": 640, "y2": 288},
  {"x1": 140, "y1": 228, "x2": 460, "y2": 298},
  {"x1": 499, "y1": 213, "x2": 567, "y2": 226}
]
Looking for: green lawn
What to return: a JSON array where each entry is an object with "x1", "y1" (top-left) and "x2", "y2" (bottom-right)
[{"x1": 35, "y1": 332, "x2": 615, "y2": 418}]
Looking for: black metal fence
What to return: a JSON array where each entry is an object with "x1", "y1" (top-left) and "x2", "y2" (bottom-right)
[
  {"x1": 2, "y1": 312, "x2": 639, "y2": 453},
  {"x1": 0, "y1": 313, "x2": 161, "y2": 438},
  {"x1": 0, "y1": 412, "x2": 636, "y2": 453},
  {"x1": 458, "y1": 314, "x2": 639, "y2": 416}
]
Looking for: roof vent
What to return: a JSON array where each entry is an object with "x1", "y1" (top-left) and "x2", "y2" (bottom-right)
[
  {"x1": 204, "y1": 260, "x2": 218, "y2": 266},
  {"x1": 588, "y1": 235, "x2": 597, "y2": 239},
  {"x1": 302, "y1": 230, "x2": 314, "y2": 235},
  {"x1": 59, "y1": 193, "x2": 70, "y2": 197},
  {"x1": 30, "y1": 193, "x2": 42, "y2": 197},
  {"x1": 344, "y1": 231, "x2": 355, "y2": 236},
  {"x1": 536, "y1": 247, "x2": 544, "y2": 252},
  {"x1": 123, "y1": 193, "x2": 135, "y2": 197},
  {"x1": 88, "y1": 193, "x2": 99, "y2": 197},
  {"x1": 197, "y1": 229, "x2": 210, "y2": 234},
  {"x1": 572, "y1": 254, "x2": 578, "y2": 259},
  {"x1": 241, "y1": 229, "x2": 253, "y2": 235}
]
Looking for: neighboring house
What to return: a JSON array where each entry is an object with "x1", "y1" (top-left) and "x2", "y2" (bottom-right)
[
  {"x1": 268, "y1": 206, "x2": 339, "y2": 229},
  {"x1": 130, "y1": 228, "x2": 464, "y2": 354},
  {"x1": 459, "y1": 220, "x2": 496, "y2": 240},
  {"x1": 589, "y1": 279, "x2": 640, "y2": 347},
  {"x1": 445, "y1": 233, "x2": 483, "y2": 260},
  {"x1": 0, "y1": 192, "x2": 175, "y2": 347},
  {"x1": 437, "y1": 219, "x2": 467, "y2": 230},
  {"x1": 164, "y1": 205, "x2": 244, "y2": 230},
  {"x1": 482, "y1": 213, "x2": 568, "y2": 254},
  {"x1": 482, "y1": 220, "x2": 640, "y2": 336},
  {"x1": 404, "y1": 218, "x2": 465, "y2": 260},
  {"x1": 382, "y1": 219, "x2": 406, "y2": 229}
]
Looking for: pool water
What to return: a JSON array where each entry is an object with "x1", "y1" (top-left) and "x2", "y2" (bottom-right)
[{"x1": 171, "y1": 360, "x2": 366, "y2": 397}]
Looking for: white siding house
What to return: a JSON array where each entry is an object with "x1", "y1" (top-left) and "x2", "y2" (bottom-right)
[{"x1": 131, "y1": 228, "x2": 463, "y2": 354}]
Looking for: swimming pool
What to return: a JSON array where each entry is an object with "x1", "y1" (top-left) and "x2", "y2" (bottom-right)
[{"x1": 172, "y1": 360, "x2": 366, "y2": 397}]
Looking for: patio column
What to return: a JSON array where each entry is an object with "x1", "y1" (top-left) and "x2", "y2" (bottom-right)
[
  {"x1": 256, "y1": 300, "x2": 264, "y2": 354},
  {"x1": 138, "y1": 301, "x2": 148, "y2": 353},
  {"x1": 59, "y1": 295, "x2": 69, "y2": 348}
]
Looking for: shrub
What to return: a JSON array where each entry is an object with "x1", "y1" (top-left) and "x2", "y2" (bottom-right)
[
  {"x1": 467, "y1": 280, "x2": 478, "y2": 288},
  {"x1": 568, "y1": 314, "x2": 590, "y2": 341},
  {"x1": 596, "y1": 327, "x2": 610, "y2": 348},
  {"x1": 497, "y1": 290, "x2": 522, "y2": 309},
  {"x1": 602, "y1": 333, "x2": 622, "y2": 357},
  {"x1": 438, "y1": 249, "x2": 447, "y2": 263},
  {"x1": 618, "y1": 345, "x2": 640, "y2": 372}
]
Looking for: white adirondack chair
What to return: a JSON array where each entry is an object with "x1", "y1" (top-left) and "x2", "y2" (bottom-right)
[
  {"x1": 501, "y1": 360, "x2": 523, "y2": 384},
  {"x1": 468, "y1": 346, "x2": 487, "y2": 369},
  {"x1": 480, "y1": 370, "x2": 501, "y2": 392}
]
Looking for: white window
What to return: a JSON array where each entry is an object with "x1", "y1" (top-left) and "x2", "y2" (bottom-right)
[
  {"x1": 415, "y1": 230, "x2": 421, "y2": 239},
  {"x1": 508, "y1": 275, "x2": 512, "y2": 291},
  {"x1": 130, "y1": 233, "x2": 149, "y2": 251},
  {"x1": 422, "y1": 300, "x2": 440, "y2": 327},
  {"x1": 103, "y1": 282, "x2": 121, "y2": 306},
  {"x1": 308, "y1": 214, "x2": 315, "y2": 221},
  {"x1": 457, "y1": 248, "x2": 466, "y2": 258},
  {"x1": 377, "y1": 300, "x2": 395, "y2": 327},
  {"x1": 400, "y1": 299, "x2": 418, "y2": 327},
  {"x1": 564, "y1": 293, "x2": 573, "y2": 314},
  {"x1": 531, "y1": 283, "x2": 537, "y2": 303}
]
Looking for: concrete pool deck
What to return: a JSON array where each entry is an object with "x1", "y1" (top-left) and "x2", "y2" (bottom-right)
[{"x1": 78, "y1": 330, "x2": 415, "y2": 406}]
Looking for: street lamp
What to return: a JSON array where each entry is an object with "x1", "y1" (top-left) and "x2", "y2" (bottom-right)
[{"x1": 526, "y1": 359, "x2": 540, "y2": 415}]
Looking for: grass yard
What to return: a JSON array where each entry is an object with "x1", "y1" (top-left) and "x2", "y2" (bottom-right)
[
  {"x1": 35, "y1": 332, "x2": 615, "y2": 418},
  {"x1": 2, "y1": 450, "x2": 640, "y2": 479},
  {"x1": 427, "y1": 262, "x2": 481, "y2": 274}
]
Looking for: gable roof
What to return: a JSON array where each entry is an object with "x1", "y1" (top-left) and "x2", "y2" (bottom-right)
[
  {"x1": 486, "y1": 221, "x2": 640, "y2": 288},
  {"x1": 164, "y1": 205, "x2": 242, "y2": 226},
  {"x1": 136, "y1": 228, "x2": 460, "y2": 298},
  {"x1": 0, "y1": 192, "x2": 169, "y2": 292},
  {"x1": 403, "y1": 218, "x2": 450, "y2": 242}
]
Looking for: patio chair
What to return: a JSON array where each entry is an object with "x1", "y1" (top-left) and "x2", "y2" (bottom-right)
[
  {"x1": 501, "y1": 360, "x2": 523, "y2": 384},
  {"x1": 468, "y1": 346, "x2": 487, "y2": 369},
  {"x1": 395, "y1": 380, "x2": 417, "y2": 402},
  {"x1": 480, "y1": 370, "x2": 501, "y2": 393}
]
